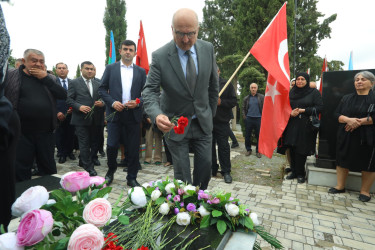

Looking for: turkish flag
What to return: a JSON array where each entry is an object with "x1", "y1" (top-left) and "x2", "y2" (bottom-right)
[
  {"x1": 249, "y1": 2, "x2": 291, "y2": 158},
  {"x1": 136, "y1": 20, "x2": 149, "y2": 74},
  {"x1": 319, "y1": 57, "x2": 328, "y2": 95}
]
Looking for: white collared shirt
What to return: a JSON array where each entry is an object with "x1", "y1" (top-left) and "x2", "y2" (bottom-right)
[
  {"x1": 59, "y1": 77, "x2": 68, "y2": 89},
  {"x1": 120, "y1": 61, "x2": 133, "y2": 104},
  {"x1": 82, "y1": 76, "x2": 92, "y2": 97}
]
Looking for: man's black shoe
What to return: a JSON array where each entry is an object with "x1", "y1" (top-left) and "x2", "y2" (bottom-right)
[
  {"x1": 105, "y1": 171, "x2": 114, "y2": 185},
  {"x1": 286, "y1": 172, "x2": 297, "y2": 180},
  {"x1": 223, "y1": 173, "x2": 232, "y2": 183},
  {"x1": 122, "y1": 167, "x2": 128, "y2": 172},
  {"x1": 285, "y1": 167, "x2": 292, "y2": 173},
  {"x1": 231, "y1": 142, "x2": 239, "y2": 148},
  {"x1": 99, "y1": 150, "x2": 106, "y2": 157},
  {"x1": 297, "y1": 176, "x2": 305, "y2": 184},
  {"x1": 87, "y1": 168, "x2": 97, "y2": 177},
  {"x1": 212, "y1": 169, "x2": 218, "y2": 177},
  {"x1": 58, "y1": 156, "x2": 66, "y2": 164},
  {"x1": 68, "y1": 153, "x2": 76, "y2": 160},
  {"x1": 127, "y1": 179, "x2": 141, "y2": 187},
  {"x1": 93, "y1": 158, "x2": 101, "y2": 166},
  {"x1": 78, "y1": 160, "x2": 84, "y2": 168}
]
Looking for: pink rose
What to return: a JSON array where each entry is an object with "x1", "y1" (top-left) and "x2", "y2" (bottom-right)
[
  {"x1": 12, "y1": 186, "x2": 49, "y2": 217},
  {"x1": 83, "y1": 198, "x2": 112, "y2": 227},
  {"x1": 16, "y1": 209, "x2": 53, "y2": 246},
  {"x1": 89, "y1": 176, "x2": 106, "y2": 187},
  {"x1": 60, "y1": 171, "x2": 91, "y2": 192},
  {"x1": 68, "y1": 224, "x2": 104, "y2": 250}
]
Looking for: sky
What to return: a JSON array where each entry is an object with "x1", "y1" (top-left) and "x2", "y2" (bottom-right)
[{"x1": 1, "y1": 0, "x2": 375, "y2": 79}]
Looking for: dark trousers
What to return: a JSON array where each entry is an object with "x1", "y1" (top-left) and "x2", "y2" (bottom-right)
[
  {"x1": 55, "y1": 117, "x2": 75, "y2": 157},
  {"x1": 163, "y1": 136, "x2": 173, "y2": 163},
  {"x1": 289, "y1": 146, "x2": 307, "y2": 177},
  {"x1": 228, "y1": 124, "x2": 238, "y2": 144},
  {"x1": 75, "y1": 125, "x2": 101, "y2": 170},
  {"x1": 107, "y1": 111, "x2": 140, "y2": 181},
  {"x1": 16, "y1": 131, "x2": 56, "y2": 181},
  {"x1": 166, "y1": 119, "x2": 212, "y2": 190},
  {"x1": 245, "y1": 116, "x2": 261, "y2": 152},
  {"x1": 98, "y1": 125, "x2": 105, "y2": 153},
  {"x1": 212, "y1": 122, "x2": 231, "y2": 174},
  {"x1": 0, "y1": 111, "x2": 20, "y2": 231}
]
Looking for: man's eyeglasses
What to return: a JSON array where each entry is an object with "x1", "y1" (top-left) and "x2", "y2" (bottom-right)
[{"x1": 174, "y1": 30, "x2": 196, "y2": 39}]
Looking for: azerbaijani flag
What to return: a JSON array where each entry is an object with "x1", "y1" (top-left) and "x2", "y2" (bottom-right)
[
  {"x1": 108, "y1": 30, "x2": 116, "y2": 64},
  {"x1": 348, "y1": 51, "x2": 353, "y2": 70}
]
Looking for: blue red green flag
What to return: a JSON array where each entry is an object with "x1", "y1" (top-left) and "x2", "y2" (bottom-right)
[{"x1": 108, "y1": 30, "x2": 116, "y2": 64}]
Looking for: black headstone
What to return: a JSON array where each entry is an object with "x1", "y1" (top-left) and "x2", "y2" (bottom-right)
[{"x1": 317, "y1": 69, "x2": 375, "y2": 168}]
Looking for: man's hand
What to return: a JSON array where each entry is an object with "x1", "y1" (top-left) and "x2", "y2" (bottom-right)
[
  {"x1": 94, "y1": 101, "x2": 104, "y2": 107},
  {"x1": 156, "y1": 114, "x2": 174, "y2": 133},
  {"x1": 125, "y1": 100, "x2": 137, "y2": 109},
  {"x1": 28, "y1": 67, "x2": 48, "y2": 79},
  {"x1": 57, "y1": 112, "x2": 65, "y2": 121},
  {"x1": 113, "y1": 101, "x2": 125, "y2": 112},
  {"x1": 79, "y1": 105, "x2": 91, "y2": 114}
]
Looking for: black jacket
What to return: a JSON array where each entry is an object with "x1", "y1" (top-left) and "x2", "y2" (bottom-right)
[
  {"x1": 242, "y1": 92, "x2": 264, "y2": 118},
  {"x1": 213, "y1": 77, "x2": 237, "y2": 123}
]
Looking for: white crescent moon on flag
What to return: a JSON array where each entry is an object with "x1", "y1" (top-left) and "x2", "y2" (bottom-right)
[{"x1": 278, "y1": 39, "x2": 289, "y2": 81}]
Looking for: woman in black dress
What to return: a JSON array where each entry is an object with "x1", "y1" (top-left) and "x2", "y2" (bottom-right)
[
  {"x1": 328, "y1": 71, "x2": 375, "y2": 202},
  {"x1": 283, "y1": 72, "x2": 323, "y2": 183}
]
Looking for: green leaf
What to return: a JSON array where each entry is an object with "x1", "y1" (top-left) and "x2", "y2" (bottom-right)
[
  {"x1": 118, "y1": 215, "x2": 130, "y2": 225},
  {"x1": 96, "y1": 186, "x2": 112, "y2": 199},
  {"x1": 210, "y1": 217, "x2": 218, "y2": 225},
  {"x1": 54, "y1": 237, "x2": 70, "y2": 250},
  {"x1": 155, "y1": 197, "x2": 165, "y2": 205},
  {"x1": 50, "y1": 189, "x2": 69, "y2": 202},
  {"x1": 217, "y1": 220, "x2": 227, "y2": 235},
  {"x1": 244, "y1": 216, "x2": 254, "y2": 230},
  {"x1": 200, "y1": 215, "x2": 210, "y2": 228},
  {"x1": 212, "y1": 210, "x2": 223, "y2": 217}
]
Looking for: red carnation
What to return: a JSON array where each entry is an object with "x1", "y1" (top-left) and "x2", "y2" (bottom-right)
[
  {"x1": 69, "y1": 107, "x2": 72, "y2": 110},
  {"x1": 173, "y1": 125, "x2": 185, "y2": 134},
  {"x1": 135, "y1": 98, "x2": 141, "y2": 104},
  {"x1": 177, "y1": 116, "x2": 188, "y2": 128}
]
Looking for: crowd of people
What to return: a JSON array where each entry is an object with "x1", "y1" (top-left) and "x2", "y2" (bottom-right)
[{"x1": 1, "y1": 6, "x2": 375, "y2": 233}]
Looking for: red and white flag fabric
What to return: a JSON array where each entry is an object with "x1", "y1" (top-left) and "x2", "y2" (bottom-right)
[
  {"x1": 318, "y1": 56, "x2": 328, "y2": 95},
  {"x1": 136, "y1": 20, "x2": 149, "y2": 74},
  {"x1": 249, "y1": 2, "x2": 291, "y2": 158}
]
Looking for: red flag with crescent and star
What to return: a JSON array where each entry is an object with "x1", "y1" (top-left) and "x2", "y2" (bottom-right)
[
  {"x1": 249, "y1": 2, "x2": 291, "y2": 158},
  {"x1": 136, "y1": 20, "x2": 149, "y2": 74}
]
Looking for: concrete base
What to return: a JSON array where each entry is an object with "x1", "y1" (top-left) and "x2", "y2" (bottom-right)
[{"x1": 307, "y1": 165, "x2": 375, "y2": 192}]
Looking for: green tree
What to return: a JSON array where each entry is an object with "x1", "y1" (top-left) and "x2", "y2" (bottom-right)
[
  {"x1": 7, "y1": 49, "x2": 16, "y2": 68},
  {"x1": 103, "y1": 0, "x2": 127, "y2": 65},
  {"x1": 75, "y1": 64, "x2": 81, "y2": 79}
]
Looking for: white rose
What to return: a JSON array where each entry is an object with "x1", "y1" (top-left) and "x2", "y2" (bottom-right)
[
  {"x1": 197, "y1": 205, "x2": 210, "y2": 217},
  {"x1": 151, "y1": 190, "x2": 162, "y2": 201},
  {"x1": 11, "y1": 186, "x2": 49, "y2": 217},
  {"x1": 129, "y1": 187, "x2": 147, "y2": 208},
  {"x1": 183, "y1": 185, "x2": 196, "y2": 193},
  {"x1": 142, "y1": 182, "x2": 150, "y2": 189},
  {"x1": 159, "y1": 203, "x2": 170, "y2": 215},
  {"x1": 176, "y1": 212, "x2": 191, "y2": 226},
  {"x1": 225, "y1": 203, "x2": 239, "y2": 217},
  {"x1": 250, "y1": 212, "x2": 260, "y2": 226},
  {"x1": 165, "y1": 183, "x2": 175, "y2": 194},
  {"x1": 0, "y1": 232, "x2": 24, "y2": 250}
]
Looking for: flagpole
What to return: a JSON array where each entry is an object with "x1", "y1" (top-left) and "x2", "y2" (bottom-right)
[{"x1": 218, "y1": 51, "x2": 251, "y2": 97}]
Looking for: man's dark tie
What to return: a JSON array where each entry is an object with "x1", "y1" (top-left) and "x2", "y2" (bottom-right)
[
  {"x1": 62, "y1": 79, "x2": 67, "y2": 90},
  {"x1": 185, "y1": 50, "x2": 197, "y2": 93},
  {"x1": 85, "y1": 79, "x2": 91, "y2": 96}
]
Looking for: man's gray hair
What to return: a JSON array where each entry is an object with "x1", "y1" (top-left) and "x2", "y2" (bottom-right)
[{"x1": 23, "y1": 49, "x2": 44, "y2": 59}]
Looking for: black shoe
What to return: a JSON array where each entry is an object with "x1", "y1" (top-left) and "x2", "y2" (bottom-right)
[
  {"x1": 285, "y1": 167, "x2": 292, "y2": 173},
  {"x1": 256, "y1": 152, "x2": 262, "y2": 158},
  {"x1": 328, "y1": 187, "x2": 346, "y2": 194},
  {"x1": 31, "y1": 168, "x2": 40, "y2": 176},
  {"x1": 99, "y1": 150, "x2": 106, "y2": 157},
  {"x1": 68, "y1": 153, "x2": 76, "y2": 160},
  {"x1": 87, "y1": 168, "x2": 97, "y2": 177},
  {"x1": 231, "y1": 142, "x2": 239, "y2": 148},
  {"x1": 122, "y1": 167, "x2": 128, "y2": 172},
  {"x1": 286, "y1": 172, "x2": 297, "y2": 180},
  {"x1": 297, "y1": 176, "x2": 305, "y2": 184},
  {"x1": 223, "y1": 173, "x2": 232, "y2": 183},
  {"x1": 56, "y1": 152, "x2": 62, "y2": 157},
  {"x1": 212, "y1": 169, "x2": 218, "y2": 177},
  {"x1": 359, "y1": 194, "x2": 371, "y2": 202},
  {"x1": 105, "y1": 171, "x2": 114, "y2": 185},
  {"x1": 78, "y1": 160, "x2": 83, "y2": 168},
  {"x1": 93, "y1": 158, "x2": 101, "y2": 166},
  {"x1": 118, "y1": 159, "x2": 127, "y2": 167},
  {"x1": 58, "y1": 156, "x2": 66, "y2": 164},
  {"x1": 127, "y1": 179, "x2": 141, "y2": 187}
]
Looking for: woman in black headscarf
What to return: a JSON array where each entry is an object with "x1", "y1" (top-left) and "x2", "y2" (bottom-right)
[
  {"x1": 283, "y1": 72, "x2": 323, "y2": 183},
  {"x1": 328, "y1": 71, "x2": 375, "y2": 202}
]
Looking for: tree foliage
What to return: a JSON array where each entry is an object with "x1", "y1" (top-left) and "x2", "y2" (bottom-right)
[
  {"x1": 75, "y1": 64, "x2": 81, "y2": 79},
  {"x1": 103, "y1": 0, "x2": 127, "y2": 65}
]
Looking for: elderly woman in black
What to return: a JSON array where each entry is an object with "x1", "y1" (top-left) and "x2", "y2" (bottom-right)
[
  {"x1": 328, "y1": 71, "x2": 375, "y2": 202},
  {"x1": 283, "y1": 72, "x2": 323, "y2": 183}
]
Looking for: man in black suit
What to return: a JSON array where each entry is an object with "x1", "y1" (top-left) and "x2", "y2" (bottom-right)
[
  {"x1": 99, "y1": 40, "x2": 146, "y2": 187},
  {"x1": 67, "y1": 61, "x2": 105, "y2": 176},
  {"x1": 55, "y1": 62, "x2": 75, "y2": 163}
]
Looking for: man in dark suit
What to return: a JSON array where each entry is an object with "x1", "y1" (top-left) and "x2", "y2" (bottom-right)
[
  {"x1": 142, "y1": 8, "x2": 219, "y2": 190},
  {"x1": 55, "y1": 62, "x2": 75, "y2": 163},
  {"x1": 99, "y1": 40, "x2": 146, "y2": 187},
  {"x1": 67, "y1": 61, "x2": 105, "y2": 176}
]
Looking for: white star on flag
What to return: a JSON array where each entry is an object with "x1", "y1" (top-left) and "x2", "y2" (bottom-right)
[{"x1": 265, "y1": 80, "x2": 281, "y2": 104}]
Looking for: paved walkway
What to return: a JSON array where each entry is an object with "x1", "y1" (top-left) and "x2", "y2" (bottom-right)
[{"x1": 12, "y1": 135, "x2": 375, "y2": 249}]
